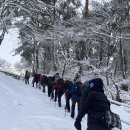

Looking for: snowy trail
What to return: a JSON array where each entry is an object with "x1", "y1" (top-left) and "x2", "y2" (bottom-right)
[
  {"x1": 0, "y1": 73, "x2": 76, "y2": 130},
  {"x1": 0, "y1": 72, "x2": 130, "y2": 130}
]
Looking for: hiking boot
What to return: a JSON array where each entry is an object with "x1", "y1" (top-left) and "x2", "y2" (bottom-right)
[
  {"x1": 54, "y1": 99, "x2": 57, "y2": 102},
  {"x1": 67, "y1": 110, "x2": 70, "y2": 113},
  {"x1": 71, "y1": 113, "x2": 74, "y2": 118},
  {"x1": 64, "y1": 107, "x2": 70, "y2": 112}
]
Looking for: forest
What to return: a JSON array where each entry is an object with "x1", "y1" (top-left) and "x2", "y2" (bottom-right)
[{"x1": 0, "y1": 0, "x2": 130, "y2": 103}]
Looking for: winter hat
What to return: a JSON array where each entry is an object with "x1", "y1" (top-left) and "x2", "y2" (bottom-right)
[
  {"x1": 89, "y1": 78, "x2": 104, "y2": 91},
  {"x1": 56, "y1": 73, "x2": 59, "y2": 75},
  {"x1": 83, "y1": 80, "x2": 90, "y2": 92},
  {"x1": 84, "y1": 80, "x2": 89, "y2": 88}
]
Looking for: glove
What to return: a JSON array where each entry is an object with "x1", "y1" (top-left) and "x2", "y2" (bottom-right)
[{"x1": 74, "y1": 120, "x2": 81, "y2": 130}]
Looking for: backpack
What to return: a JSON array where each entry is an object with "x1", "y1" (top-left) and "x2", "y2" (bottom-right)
[
  {"x1": 25, "y1": 72, "x2": 30, "y2": 78},
  {"x1": 47, "y1": 76, "x2": 54, "y2": 86},
  {"x1": 81, "y1": 81, "x2": 90, "y2": 101},
  {"x1": 57, "y1": 79, "x2": 65, "y2": 93},
  {"x1": 72, "y1": 82, "x2": 81, "y2": 96},
  {"x1": 100, "y1": 110, "x2": 122, "y2": 130},
  {"x1": 40, "y1": 75, "x2": 45, "y2": 81},
  {"x1": 64, "y1": 80, "x2": 73, "y2": 91}
]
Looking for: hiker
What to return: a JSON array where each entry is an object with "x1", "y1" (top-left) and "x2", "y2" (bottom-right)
[
  {"x1": 51, "y1": 73, "x2": 61, "y2": 100},
  {"x1": 71, "y1": 81, "x2": 83, "y2": 118},
  {"x1": 40, "y1": 75, "x2": 48, "y2": 93},
  {"x1": 74, "y1": 78, "x2": 111, "y2": 130},
  {"x1": 46, "y1": 76, "x2": 54, "y2": 97},
  {"x1": 53, "y1": 73, "x2": 60, "y2": 83},
  {"x1": 38, "y1": 74, "x2": 43, "y2": 89},
  {"x1": 64, "y1": 80, "x2": 73, "y2": 112},
  {"x1": 24, "y1": 70, "x2": 30, "y2": 85},
  {"x1": 53, "y1": 78, "x2": 65, "y2": 107},
  {"x1": 32, "y1": 73, "x2": 40, "y2": 87},
  {"x1": 80, "y1": 80, "x2": 90, "y2": 110}
]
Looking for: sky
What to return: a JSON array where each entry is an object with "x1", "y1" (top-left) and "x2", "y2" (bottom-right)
[
  {"x1": 0, "y1": 72, "x2": 130, "y2": 130},
  {"x1": 0, "y1": 28, "x2": 21, "y2": 67}
]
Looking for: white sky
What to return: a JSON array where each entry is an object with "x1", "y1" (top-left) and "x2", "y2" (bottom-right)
[
  {"x1": 0, "y1": 72, "x2": 130, "y2": 130},
  {"x1": 0, "y1": 28, "x2": 21, "y2": 67}
]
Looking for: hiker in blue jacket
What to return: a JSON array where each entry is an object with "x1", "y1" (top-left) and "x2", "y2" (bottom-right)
[{"x1": 71, "y1": 81, "x2": 83, "y2": 118}]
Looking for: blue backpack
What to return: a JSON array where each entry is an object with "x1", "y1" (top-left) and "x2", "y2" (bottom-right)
[{"x1": 72, "y1": 82, "x2": 81, "y2": 96}]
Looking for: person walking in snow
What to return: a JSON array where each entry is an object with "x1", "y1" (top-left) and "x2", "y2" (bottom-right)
[
  {"x1": 53, "y1": 78, "x2": 65, "y2": 107},
  {"x1": 46, "y1": 76, "x2": 54, "y2": 97},
  {"x1": 80, "y1": 80, "x2": 90, "y2": 110},
  {"x1": 74, "y1": 78, "x2": 111, "y2": 130},
  {"x1": 32, "y1": 73, "x2": 40, "y2": 87},
  {"x1": 40, "y1": 74, "x2": 48, "y2": 93},
  {"x1": 71, "y1": 81, "x2": 83, "y2": 118},
  {"x1": 24, "y1": 70, "x2": 30, "y2": 85},
  {"x1": 51, "y1": 73, "x2": 60, "y2": 100},
  {"x1": 64, "y1": 80, "x2": 73, "y2": 112}
]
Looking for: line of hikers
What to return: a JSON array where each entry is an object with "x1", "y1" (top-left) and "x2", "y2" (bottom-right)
[
  {"x1": 24, "y1": 72, "x2": 122, "y2": 130},
  {"x1": 31, "y1": 72, "x2": 84, "y2": 118}
]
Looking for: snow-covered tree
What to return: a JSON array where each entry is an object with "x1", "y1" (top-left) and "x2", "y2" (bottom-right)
[{"x1": 0, "y1": 58, "x2": 11, "y2": 71}]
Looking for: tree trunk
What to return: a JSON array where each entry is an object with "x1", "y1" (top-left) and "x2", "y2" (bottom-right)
[
  {"x1": 83, "y1": 0, "x2": 89, "y2": 18},
  {"x1": 74, "y1": 41, "x2": 86, "y2": 79},
  {"x1": 62, "y1": 62, "x2": 66, "y2": 79},
  {"x1": 111, "y1": 77, "x2": 122, "y2": 102},
  {"x1": 119, "y1": 29, "x2": 126, "y2": 79},
  {"x1": 52, "y1": 43, "x2": 57, "y2": 71},
  {"x1": 0, "y1": 28, "x2": 6, "y2": 45},
  {"x1": 35, "y1": 48, "x2": 39, "y2": 73},
  {"x1": 98, "y1": 41, "x2": 103, "y2": 68}
]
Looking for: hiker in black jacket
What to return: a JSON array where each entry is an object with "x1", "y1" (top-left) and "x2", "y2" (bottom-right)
[
  {"x1": 64, "y1": 80, "x2": 73, "y2": 112},
  {"x1": 46, "y1": 76, "x2": 54, "y2": 97},
  {"x1": 74, "y1": 78, "x2": 111, "y2": 130},
  {"x1": 80, "y1": 80, "x2": 90, "y2": 110},
  {"x1": 24, "y1": 70, "x2": 30, "y2": 85}
]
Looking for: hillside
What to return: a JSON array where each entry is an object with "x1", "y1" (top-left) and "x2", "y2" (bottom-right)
[{"x1": 0, "y1": 72, "x2": 130, "y2": 130}]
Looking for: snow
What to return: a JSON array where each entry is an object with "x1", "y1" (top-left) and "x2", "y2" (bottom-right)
[{"x1": 0, "y1": 72, "x2": 130, "y2": 130}]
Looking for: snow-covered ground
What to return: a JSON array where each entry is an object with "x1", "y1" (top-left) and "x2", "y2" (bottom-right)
[{"x1": 0, "y1": 72, "x2": 130, "y2": 130}]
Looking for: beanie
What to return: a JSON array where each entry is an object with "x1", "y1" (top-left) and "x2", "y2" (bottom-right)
[{"x1": 89, "y1": 78, "x2": 104, "y2": 91}]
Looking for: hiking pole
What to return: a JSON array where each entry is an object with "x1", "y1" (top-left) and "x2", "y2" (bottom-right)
[
  {"x1": 50, "y1": 93, "x2": 52, "y2": 103},
  {"x1": 121, "y1": 120, "x2": 130, "y2": 126},
  {"x1": 64, "y1": 108, "x2": 67, "y2": 117},
  {"x1": 54, "y1": 101, "x2": 57, "y2": 107},
  {"x1": 50, "y1": 92, "x2": 53, "y2": 103},
  {"x1": 50, "y1": 97, "x2": 52, "y2": 102}
]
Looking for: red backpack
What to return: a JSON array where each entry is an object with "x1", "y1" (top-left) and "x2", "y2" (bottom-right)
[
  {"x1": 40, "y1": 75, "x2": 45, "y2": 81},
  {"x1": 57, "y1": 79, "x2": 65, "y2": 93}
]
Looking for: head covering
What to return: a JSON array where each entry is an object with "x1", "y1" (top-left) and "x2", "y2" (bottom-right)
[
  {"x1": 83, "y1": 80, "x2": 90, "y2": 93},
  {"x1": 84, "y1": 80, "x2": 89, "y2": 88},
  {"x1": 56, "y1": 73, "x2": 59, "y2": 75},
  {"x1": 89, "y1": 78, "x2": 104, "y2": 91}
]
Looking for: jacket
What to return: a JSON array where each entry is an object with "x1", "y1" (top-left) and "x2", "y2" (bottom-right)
[{"x1": 76, "y1": 90, "x2": 111, "y2": 130}]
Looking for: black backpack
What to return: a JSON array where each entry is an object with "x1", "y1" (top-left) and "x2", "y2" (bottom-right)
[{"x1": 100, "y1": 110, "x2": 122, "y2": 129}]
